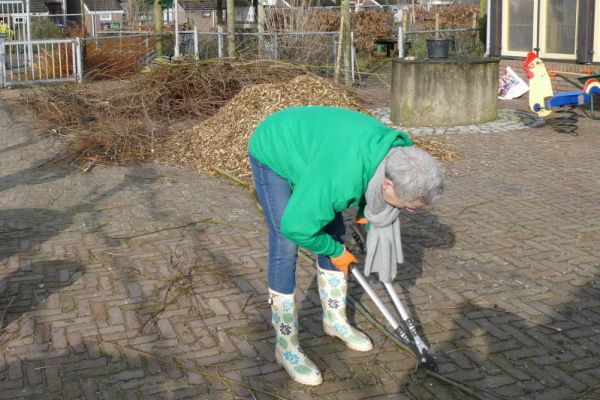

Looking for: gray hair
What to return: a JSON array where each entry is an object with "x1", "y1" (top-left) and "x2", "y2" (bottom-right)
[{"x1": 384, "y1": 147, "x2": 445, "y2": 204}]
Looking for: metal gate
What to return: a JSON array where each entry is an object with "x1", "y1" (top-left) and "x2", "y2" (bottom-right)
[
  {"x1": 1, "y1": 38, "x2": 82, "y2": 87},
  {"x1": 0, "y1": 0, "x2": 31, "y2": 42}
]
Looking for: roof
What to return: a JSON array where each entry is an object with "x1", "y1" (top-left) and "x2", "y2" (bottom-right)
[
  {"x1": 308, "y1": 0, "x2": 336, "y2": 6},
  {"x1": 25, "y1": 0, "x2": 48, "y2": 13},
  {"x1": 84, "y1": 0, "x2": 123, "y2": 12}
]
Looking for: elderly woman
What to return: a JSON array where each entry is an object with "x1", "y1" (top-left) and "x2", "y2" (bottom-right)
[{"x1": 248, "y1": 106, "x2": 444, "y2": 385}]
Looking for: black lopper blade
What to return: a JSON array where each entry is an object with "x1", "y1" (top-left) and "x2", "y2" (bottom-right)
[{"x1": 407, "y1": 343, "x2": 438, "y2": 372}]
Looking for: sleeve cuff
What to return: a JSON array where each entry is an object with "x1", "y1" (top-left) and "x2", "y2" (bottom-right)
[{"x1": 331, "y1": 244, "x2": 345, "y2": 258}]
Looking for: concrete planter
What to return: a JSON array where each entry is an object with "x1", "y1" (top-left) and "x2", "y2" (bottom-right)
[{"x1": 391, "y1": 57, "x2": 500, "y2": 127}]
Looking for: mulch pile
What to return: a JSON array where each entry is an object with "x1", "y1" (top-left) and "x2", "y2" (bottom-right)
[{"x1": 159, "y1": 74, "x2": 461, "y2": 180}]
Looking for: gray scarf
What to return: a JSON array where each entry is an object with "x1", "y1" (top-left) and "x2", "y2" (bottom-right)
[{"x1": 363, "y1": 149, "x2": 403, "y2": 283}]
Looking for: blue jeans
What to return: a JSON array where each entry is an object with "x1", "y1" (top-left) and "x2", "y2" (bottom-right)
[{"x1": 250, "y1": 155, "x2": 343, "y2": 294}]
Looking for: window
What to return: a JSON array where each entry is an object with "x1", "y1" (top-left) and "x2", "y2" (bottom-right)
[
  {"x1": 507, "y1": 0, "x2": 534, "y2": 52},
  {"x1": 100, "y1": 14, "x2": 112, "y2": 21},
  {"x1": 539, "y1": 0, "x2": 578, "y2": 58},
  {"x1": 501, "y1": 0, "x2": 580, "y2": 60}
]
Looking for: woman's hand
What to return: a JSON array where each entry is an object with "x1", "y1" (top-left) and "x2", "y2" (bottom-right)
[{"x1": 330, "y1": 247, "x2": 358, "y2": 276}]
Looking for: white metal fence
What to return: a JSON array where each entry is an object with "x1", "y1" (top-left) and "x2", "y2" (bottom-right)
[
  {"x1": 0, "y1": 38, "x2": 82, "y2": 86},
  {"x1": 175, "y1": 30, "x2": 342, "y2": 73},
  {"x1": 0, "y1": 0, "x2": 31, "y2": 42}
]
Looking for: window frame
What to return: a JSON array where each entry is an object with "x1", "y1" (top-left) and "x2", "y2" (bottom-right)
[
  {"x1": 538, "y1": 0, "x2": 579, "y2": 60},
  {"x1": 501, "y1": 0, "x2": 540, "y2": 57},
  {"x1": 594, "y1": 0, "x2": 600, "y2": 62}
]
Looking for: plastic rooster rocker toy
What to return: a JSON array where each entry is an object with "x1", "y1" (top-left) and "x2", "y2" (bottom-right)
[{"x1": 524, "y1": 52, "x2": 600, "y2": 118}]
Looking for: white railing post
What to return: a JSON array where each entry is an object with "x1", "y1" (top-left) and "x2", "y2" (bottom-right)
[
  {"x1": 25, "y1": 0, "x2": 33, "y2": 65},
  {"x1": 76, "y1": 37, "x2": 83, "y2": 82},
  {"x1": 333, "y1": 33, "x2": 338, "y2": 70},
  {"x1": 174, "y1": 0, "x2": 179, "y2": 57},
  {"x1": 217, "y1": 25, "x2": 223, "y2": 59},
  {"x1": 398, "y1": 26, "x2": 404, "y2": 58},
  {"x1": 0, "y1": 39, "x2": 5, "y2": 88},
  {"x1": 193, "y1": 26, "x2": 199, "y2": 59},
  {"x1": 350, "y1": 30, "x2": 355, "y2": 83}
]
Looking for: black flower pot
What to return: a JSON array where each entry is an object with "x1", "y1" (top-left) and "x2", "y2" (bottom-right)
[{"x1": 426, "y1": 38, "x2": 449, "y2": 58}]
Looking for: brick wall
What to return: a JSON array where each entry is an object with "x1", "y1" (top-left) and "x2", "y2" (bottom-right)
[{"x1": 500, "y1": 59, "x2": 600, "y2": 93}]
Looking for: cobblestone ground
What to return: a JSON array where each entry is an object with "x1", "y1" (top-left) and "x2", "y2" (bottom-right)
[{"x1": 0, "y1": 86, "x2": 599, "y2": 400}]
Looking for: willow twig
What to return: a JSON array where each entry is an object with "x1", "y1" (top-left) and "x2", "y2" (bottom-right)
[
  {"x1": 107, "y1": 219, "x2": 211, "y2": 240},
  {"x1": 0, "y1": 297, "x2": 16, "y2": 329},
  {"x1": 100, "y1": 340, "x2": 290, "y2": 400},
  {"x1": 569, "y1": 384, "x2": 600, "y2": 400},
  {"x1": 211, "y1": 166, "x2": 251, "y2": 189},
  {"x1": 458, "y1": 200, "x2": 494, "y2": 217},
  {"x1": 346, "y1": 295, "x2": 504, "y2": 400}
]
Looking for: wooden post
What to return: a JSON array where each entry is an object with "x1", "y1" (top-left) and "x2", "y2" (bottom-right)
[
  {"x1": 342, "y1": 0, "x2": 351, "y2": 86},
  {"x1": 335, "y1": 0, "x2": 351, "y2": 86},
  {"x1": 472, "y1": 11, "x2": 477, "y2": 29},
  {"x1": 334, "y1": 0, "x2": 346, "y2": 82},
  {"x1": 402, "y1": 13, "x2": 408, "y2": 34},
  {"x1": 226, "y1": 0, "x2": 236, "y2": 58},
  {"x1": 434, "y1": 11, "x2": 439, "y2": 38},
  {"x1": 257, "y1": 0, "x2": 264, "y2": 57},
  {"x1": 154, "y1": 0, "x2": 163, "y2": 57}
]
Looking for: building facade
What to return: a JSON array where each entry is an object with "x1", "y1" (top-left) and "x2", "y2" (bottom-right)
[{"x1": 488, "y1": 0, "x2": 598, "y2": 64}]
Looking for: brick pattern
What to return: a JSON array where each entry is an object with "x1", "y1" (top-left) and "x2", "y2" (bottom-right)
[{"x1": 1, "y1": 88, "x2": 599, "y2": 400}]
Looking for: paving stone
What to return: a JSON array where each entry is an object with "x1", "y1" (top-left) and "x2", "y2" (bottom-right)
[{"x1": 1, "y1": 87, "x2": 599, "y2": 400}]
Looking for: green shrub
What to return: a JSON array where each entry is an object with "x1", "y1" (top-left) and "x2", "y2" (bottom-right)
[{"x1": 31, "y1": 18, "x2": 63, "y2": 39}]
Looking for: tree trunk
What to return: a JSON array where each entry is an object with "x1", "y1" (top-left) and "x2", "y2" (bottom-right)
[
  {"x1": 226, "y1": 0, "x2": 236, "y2": 58},
  {"x1": 257, "y1": 0, "x2": 265, "y2": 58},
  {"x1": 154, "y1": 0, "x2": 163, "y2": 57},
  {"x1": 335, "y1": 0, "x2": 351, "y2": 86},
  {"x1": 342, "y1": 0, "x2": 351, "y2": 86}
]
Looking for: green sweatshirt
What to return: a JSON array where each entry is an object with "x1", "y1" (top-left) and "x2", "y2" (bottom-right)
[{"x1": 248, "y1": 106, "x2": 412, "y2": 258}]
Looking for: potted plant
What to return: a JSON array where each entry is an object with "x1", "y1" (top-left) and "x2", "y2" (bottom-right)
[{"x1": 0, "y1": 22, "x2": 15, "y2": 41}]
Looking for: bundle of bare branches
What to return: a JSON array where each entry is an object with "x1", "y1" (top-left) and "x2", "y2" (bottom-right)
[{"x1": 25, "y1": 60, "x2": 307, "y2": 163}]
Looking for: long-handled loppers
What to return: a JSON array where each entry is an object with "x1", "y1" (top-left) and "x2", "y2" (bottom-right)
[{"x1": 349, "y1": 223, "x2": 438, "y2": 372}]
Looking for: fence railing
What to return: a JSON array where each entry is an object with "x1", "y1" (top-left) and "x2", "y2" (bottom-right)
[
  {"x1": 0, "y1": 38, "x2": 82, "y2": 86},
  {"x1": 0, "y1": 0, "x2": 31, "y2": 42},
  {"x1": 398, "y1": 27, "x2": 484, "y2": 58},
  {"x1": 177, "y1": 31, "x2": 338, "y2": 63}
]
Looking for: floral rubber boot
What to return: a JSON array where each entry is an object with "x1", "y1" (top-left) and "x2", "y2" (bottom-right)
[
  {"x1": 268, "y1": 289, "x2": 323, "y2": 386},
  {"x1": 317, "y1": 264, "x2": 373, "y2": 352}
]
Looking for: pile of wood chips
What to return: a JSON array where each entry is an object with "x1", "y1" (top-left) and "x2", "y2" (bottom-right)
[
  {"x1": 160, "y1": 74, "x2": 460, "y2": 180},
  {"x1": 412, "y1": 137, "x2": 462, "y2": 164}
]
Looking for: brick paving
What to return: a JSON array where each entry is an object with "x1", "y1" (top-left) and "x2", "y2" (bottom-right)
[
  {"x1": 1, "y1": 85, "x2": 599, "y2": 400},
  {"x1": 371, "y1": 107, "x2": 538, "y2": 135}
]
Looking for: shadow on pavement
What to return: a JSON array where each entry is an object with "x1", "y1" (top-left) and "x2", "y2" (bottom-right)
[
  {"x1": 395, "y1": 272, "x2": 600, "y2": 400},
  {"x1": 0, "y1": 259, "x2": 86, "y2": 330}
]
